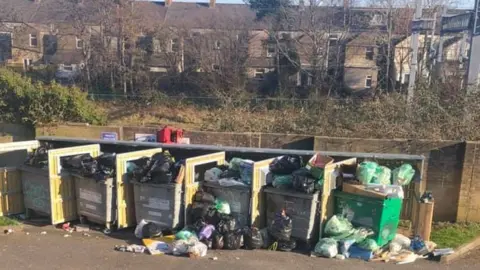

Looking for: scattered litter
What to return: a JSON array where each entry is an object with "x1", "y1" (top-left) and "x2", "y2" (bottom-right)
[
  {"x1": 235, "y1": 257, "x2": 240, "y2": 260},
  {"x1": 61, "y1": 222, "x2": 74, "y2": 233},
  {"x1": 211, "y1": 257, "x2": 218, "y2": 261},
  {"x1": 335, "y1": 254, "x2": 346, "y2": 260},
  {"x1": 64, "y1": 234, "x2": 71, "y2": 238},
  {"x1": 82, "y1": 233, "x2": 91, "y2": 237},
  {"x1": 432, "y1": 248, "x2": 454, "y2": 256},
  {"x1": 25, "y1": 232, "x2": 30, "y2": 235},
  {"x1": 103, "y1": 228, "x2": 111, "y2": 235},
  {"x1": 4, "y1": 229, "x2": 13, "y2": 235},
  {"x1": 188, "y1": 242, "x2": 208, "y2": 258},
  {"x1": 75, "y1": 224, "x2": 90, "y2": 233},
  {"x1": 40, "y1": 231, "x2": 47, "y2": 235},
  {"x1": 114, "y1": 244, "x2": 146, "y2": 253},
  {"x1": 142, "y1": 239, "x2": 170, "y2": 255}
]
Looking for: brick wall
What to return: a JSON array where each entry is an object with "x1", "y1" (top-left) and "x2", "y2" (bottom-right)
[{"x1": 457, "y1": 142, "x2": 480, "y2": 222}]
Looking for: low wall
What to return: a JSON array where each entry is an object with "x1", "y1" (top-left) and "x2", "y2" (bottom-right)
[
  {"x1": 0, "y1": 123, "x2": 34, "y2": 141},
  {"x1": 0, "y1": 136, "x2": 13, "y2": 143},
  {"x1": 35, "y1": 124, "x2": 468, "y2": 222}
]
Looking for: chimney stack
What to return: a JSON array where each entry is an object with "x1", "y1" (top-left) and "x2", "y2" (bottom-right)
[
  {"x1": 165, "y1": 0, "x2": 172, "y2": 7},
  {"x1": 343, "y1": 0, "x2": 349, "y2": 9},
  {"x1": 209, "y1": 0, "x2": 216, "y2": 8}
]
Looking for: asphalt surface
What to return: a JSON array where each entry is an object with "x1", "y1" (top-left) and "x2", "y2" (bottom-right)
[{"x1": 0, "y1": 224, "x2": 478, "y2": 270}]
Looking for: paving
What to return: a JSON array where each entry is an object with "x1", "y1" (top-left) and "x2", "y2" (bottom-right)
[{"x1": 0, "y1": 224, "x2": 478, "y2": 270}]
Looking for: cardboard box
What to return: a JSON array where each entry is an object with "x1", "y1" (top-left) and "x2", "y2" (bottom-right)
[{"x1": 342, "y1": 183, "x2": 387, "y2": 199}]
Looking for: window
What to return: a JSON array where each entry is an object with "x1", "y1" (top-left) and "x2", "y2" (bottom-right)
[
  {"x1": 76, "y1": 38, "x2": 83, "y2": 49},
  {"x1": 29, "y1": 34, "x2": 38, "y2": 47},
  {"x1": 0, "y1": 32, "x2": 12, "y2": 61},
  {"x1": 171, "y1": 38, "x2": 179, "y2": 52},
  {"x1": 365, "y1": 47, "x2": 374, "y2": 60},
  {"x1": 212, "y1": 64, "x2": 220, "y2": 71},
  {"x1": 266, "y1": 43, "x2": 276, "y2": 58},
  {"x1": 254, "y1": 68, "x2": 265, "y2": 79},
  {"x1": 153, "y1": 39, "x2": 162, "y2": 53},
  {"x1": 23, "y1": 59, "x2": 32, "y2": 69},
  {"x1": 214, "y1": 40, "x2": 221, "y2": 50},
  {"x1": 365, "y1": 75, "x2": 373, "y2": 88}
]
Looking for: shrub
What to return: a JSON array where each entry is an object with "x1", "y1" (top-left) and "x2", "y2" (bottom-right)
[{"x1": 0, "y1": 68, "x2": 105, "y2": 126}]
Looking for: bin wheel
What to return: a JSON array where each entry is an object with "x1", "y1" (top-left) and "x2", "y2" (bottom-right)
[
  {"x1": 79, "y1": 216, "x2": 87, "y2": 224},
  {"x1": 103, "y1": 228, "x2": 112, "y2": 235}
]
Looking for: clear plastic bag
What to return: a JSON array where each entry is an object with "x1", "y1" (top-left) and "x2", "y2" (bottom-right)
[
  {"x1": 372, "y1": 166, "x2": 391, "y2": 185},
  {"x1": 188, "y1": 242, "x2": 208, "y2": 258},
  {"x1": 392, "y1": 164, "x2": 415, "y2": 186},
  {"x1": 324, "y1": 215, "x2": 354, "y2": 238},
  {"x1": 356, "y1": 161, "x2": 379, "y2": 185},
  {"x1": 314, "y1": 238, "x2": 338, "y2": 258}
]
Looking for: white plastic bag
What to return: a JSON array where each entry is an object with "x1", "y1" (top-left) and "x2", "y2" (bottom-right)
[
  {"x1": 218, "y1": 178, "x2": 246, "y2": 187},
  {"x1": 134, "y1": 219, "x2": 148, "y2": 239},
  {"x1": 170, "y1": 240, "x2": 190, "y2": 256},
  {"x1": 188, "y1": 242, "x2": 208, "y2": 258}
]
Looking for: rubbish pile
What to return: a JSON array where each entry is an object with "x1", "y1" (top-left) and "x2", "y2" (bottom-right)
[
  {"x1": 61, "y1": 152, "x2": 117, "y2": 181},
  {"x1": 24, "y1": 144, "x2": 52, "y2": 169},
  {"x1": 314, "y1": 215, "x2": 442, "y2": 264},
  {"x1": 127, "y1": 151, "x2": 184, "y2": 184},
  {"x1": 353, "y1": 161, "x2": 416, "y2": 198},
  {"x1": 204, "y1": 158, "x2": 254, "y2": 186},
  {"x1": 269, "y1": 154, "x2": 332, "y2": 194},
  {"x1": 124, "y1": 188, "x2": 298, "y2": 257}
]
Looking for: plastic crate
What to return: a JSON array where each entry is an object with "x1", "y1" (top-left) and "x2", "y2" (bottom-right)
[{"x1": 333, "y1": 191, "x2": 402, "y2": 247}]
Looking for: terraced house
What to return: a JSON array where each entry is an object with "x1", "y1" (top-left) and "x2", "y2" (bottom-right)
[{"x1": 0, "y1": 0, "x2": 473, "y2": 94}]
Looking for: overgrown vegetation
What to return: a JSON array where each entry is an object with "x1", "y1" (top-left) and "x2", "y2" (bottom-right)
[
  {"x1": 0, "y1": 68, "x2": 105, "y2": 127},
  {"x1": 431, "y1": 223, "x2": 480, "y2": 249},
  {"x1": 0, "y1": 216, "x2": 19, "y2": 227},
  {"x1": 102, "y1": 80, "x2": 480, "y2": 141}
]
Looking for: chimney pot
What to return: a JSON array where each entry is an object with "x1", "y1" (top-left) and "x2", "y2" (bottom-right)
[{"x1": 165, "y1": 0, "x2": 172, "y2": 7}]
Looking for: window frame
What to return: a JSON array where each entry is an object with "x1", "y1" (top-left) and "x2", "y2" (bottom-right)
[
  {"x1": 76, "y1": 37, "x2": 83, "y2": 50},
  {"x1": 365, "y1": 46, "x2": 374, "y2": 60},
  {"x1": 266, "y1": 43, "x2": 276, "y2": 58},
  {"x1": 365, "y1": 75, "x2": 373, "y2": 88},
  {"x1": 29, "y1": 33, "x2": 38, "y2": 47}
]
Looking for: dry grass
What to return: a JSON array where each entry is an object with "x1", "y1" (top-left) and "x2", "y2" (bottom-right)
[{"x1": 98, "y1": 84, "x2": 480, "y2": 141}]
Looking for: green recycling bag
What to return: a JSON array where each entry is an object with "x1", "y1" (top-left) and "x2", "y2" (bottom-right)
[
  {"x1": 357, "y1": 238, "x2": 380, "y2": 251},
  {"x1": 372, "y1": 166, "x2": 391, "y2": 185},
  {"x1": 392, "y1": 164, "x2": 415, "y2": 186},
  {"x1": 324, "y1": 215, "x2": 354, "y2": 238},
  {"x1": 356, "y1": 161, "x2": 379, "y2": 185},
  {"x1": 314, "y1": 238, "x2": 338, "y2": 258},
  {"x1": 214, "y1": 199, "x2": 231, "y2": 214}
]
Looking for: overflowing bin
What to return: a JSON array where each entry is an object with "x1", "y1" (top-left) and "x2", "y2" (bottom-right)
[
  {"x1": 264, "y1": 187, "x2": 321, "y2": 244},
  {"x1": 132, "y1": 151, "x2": 225, "y2": 230},
  {"x1": 21, "y1": 144, "x2": 101, "y2": 225},
  {"x1": 333, "y1": 191, "x2": 403, "y2": 247},
  {"x1": 187, "y1": 157, "x2": 273, "y2": 228}
]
